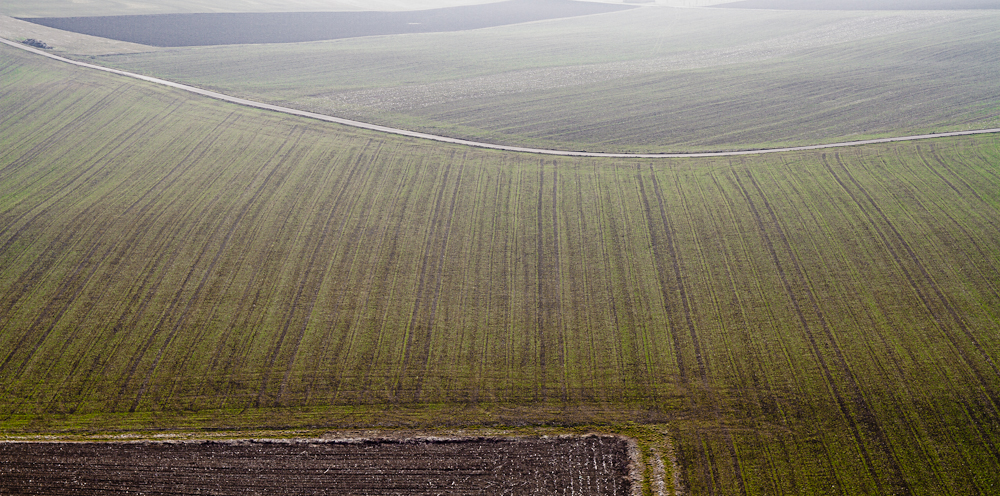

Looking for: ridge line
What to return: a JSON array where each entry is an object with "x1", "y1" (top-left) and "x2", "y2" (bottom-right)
[{"x1": 3, "y1": 37, "x2": 998, "y2": 158}]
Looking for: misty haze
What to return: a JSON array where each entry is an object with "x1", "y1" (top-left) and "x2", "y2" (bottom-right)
[{"x1": 1, "y1": 0, "x2": 999, "y2": 494}]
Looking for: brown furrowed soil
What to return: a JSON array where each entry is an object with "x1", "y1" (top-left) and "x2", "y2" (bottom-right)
[{"x1": 0, "y1": 436, "x2": 633, "y2": 495}]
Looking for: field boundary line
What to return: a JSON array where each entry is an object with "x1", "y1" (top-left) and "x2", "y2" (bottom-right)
[{"x1": 4, "y1": 38, "x2": 999, "y2": 159}]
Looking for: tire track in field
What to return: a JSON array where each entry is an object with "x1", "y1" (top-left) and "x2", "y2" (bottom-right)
[
  {"x1": 4, "y1": 39, "x2": 998, "y2": 159},
  {"x1": 394, "y1": 152, "x2": 460, "y2": 401},
  {"x1": 731, "y1": 170, "x2": 910, "y2": 496},
  {"x1": 35, "y1": 186, "x2": 184, "y2": 413},
  {"x1": 130, "y1": 129, "x2": 309, "y2": 411},
  {"x1": 637, "y1": 176, "x2": 688, "y2": 385},
  {"x1": 1, "y1": 105, "x2": 203, "y2": 414},
  {"x1": 650, "y1": 172, "x2": 707, "y2": 384},
  {"x1": 571, "y1": 174, "x2": 601, "y2": 401},
  {"x1": 0, "y1": 105, "x2": 176, "y2": 377},
  {"x1": 535, "y1": 164, "x2": 548, "y2": 400},
  {"x1": 743, "y1": 169, "x2": 913, "y2": 494},
  {"x1": 49, "y1": 108, "x2": 234, "y2": 406},
  {"x1": 272, "y1": 141, "x2": 388, "y2": 404},
  {"x1": 967, "y1": 142, "x2": 1000, "y2": 185},
  {"x1": 491, "y1": 169, "x2": 518, "y2": 401},
  {"x1": 103, "y1": 135, "x2": 250, "y2": 410},
  {"x1": 824, "y1": 153, "x2": 1000, "y2": 468},
  {"x1": 924, "y1": 146, "x2": 1000, "y2": 234},
  {"x1": 708, "y1": 170, "x2": 812, "y2": 496},
  {"x1": 439, "y1": 160, "x2": 484, "y2": 399},
  {"x1": 919, "y1": 146, "x2": 1000, "y2": 233},
  {"x1": 501, "y1": 167, "x2": 519, "y2": 399},
  {"x1": 394, "y1": 157, "x2": 454, "y2": 399},
  {"x1": 92, "y1": 115, "x2": 247, "y2": 404},
  {"x1": 907, "y1": 148, "x2": 1000, "y2": 303},
  {"x1": 304, "y1": 144, "x2": 400, "y2": 404},
  {"x1": 823, "y1": 154, "x2": 1000, "y2": 412},
  {"x1": 550, "y1": 165, "x2": 569, "y2": 401},
  {"x1": 531, "y1": 162, "x2": 566, "y2": 401},
  {"x1": 191, "y1": 142, "x2": 350, "y2": 406},
  {"x1": 393, "y1": 154, "x2": 457, "y2": 399},
  {"x1": 353, "y1": 155, "x2": 423, "y2": 400},
  {"x1": 590, "y1": 171, "x2": 630, "y2": 398},
  {"x1": 466, "y1": 170, "x2": 503, "y2": 402},
  {"x1": 413, "y1": 154, "x2": 467, "y2": 400},
  {"x1": 706, "y1": 173, "x2": 792, "y2": 417},
  {"x1": 125, "y1": 127, "x2": 307, "y2": 412},
  {"x1": 600, "y1": 174, "x2": 649, "y2": 398},
  {"x1": 0, "y1": 85, "x2": 147, "y2": 305},
  {"x1": 68, "y1": 112, "x2": 243, "y2": 412},
  {"x1": 535, "y1": 166, "x2": 548, "y2": 400},
  {"x1": 0, "y1": 81, "x2": 123, "y2": 183},
  {"x1": 294, "y1": 144, "x2": 395, "y2": 403},
  {"x1": 252, "y1": 139, "x2": 379, "y2": 407},
  {"x1": 0, "y1": 83, "x2": 104, "y2": 182},
  {"x1": 674, "y1": 175, "x2": 749, "y2": 496}
]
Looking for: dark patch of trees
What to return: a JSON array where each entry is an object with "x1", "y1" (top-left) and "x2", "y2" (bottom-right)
[{"x1": 22, "y1": 39, "x2": 52, "y2": 49}]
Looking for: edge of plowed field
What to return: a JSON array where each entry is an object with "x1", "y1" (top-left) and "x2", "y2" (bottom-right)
[
  {"x1": 0, "y1": 427, "x2": 677, "y2": 495},
  {"x1": 2, "y1": 36, "x2": 998, "y2": 158}
]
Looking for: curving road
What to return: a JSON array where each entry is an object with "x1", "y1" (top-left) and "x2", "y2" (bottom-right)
[{"x1": 4, "y1": 37, "x2": 999, "y2": 158}]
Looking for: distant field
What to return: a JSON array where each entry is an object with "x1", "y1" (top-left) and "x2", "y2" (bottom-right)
[
  {"x1": 717, "y1": 0, "x2": 1000, "y2": 9},
  {"x1": 0, "y1": 15, "x2": 154, "y2": 55},
  {"x1": 91, "y1": 7, "x2": 1000, "y2": 153},
  {"x1": 3, "y1": 43, "x2": 1000, "y2": 493},
  {"x1": 18, "y1": 0, "x2": 635, "y2": 47},
  {"x1": 0, "y1": 0, "x2": 499, "y2": 18}
]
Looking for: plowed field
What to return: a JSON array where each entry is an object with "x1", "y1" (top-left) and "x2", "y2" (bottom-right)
[{"x1": 0, "y1": 436, "x2": 633, "y2": 495}]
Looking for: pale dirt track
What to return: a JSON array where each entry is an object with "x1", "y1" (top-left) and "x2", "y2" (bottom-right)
[{"x1": 2, "y1": 37, "x2": 998, "y2": 158}]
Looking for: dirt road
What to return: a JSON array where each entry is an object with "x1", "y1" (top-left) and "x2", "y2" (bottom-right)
[{"x1": 2, "y1": 37, "x2": 998, "y2": 158}]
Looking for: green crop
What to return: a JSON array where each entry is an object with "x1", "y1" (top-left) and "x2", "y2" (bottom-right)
[{"x1": 2, "y1": 41, "x2": 1000, "y2": 494}]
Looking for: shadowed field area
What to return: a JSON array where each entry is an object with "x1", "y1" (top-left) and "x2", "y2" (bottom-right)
[{"x1": 17, "y1": 0, "x2": 634, "y2": 47}]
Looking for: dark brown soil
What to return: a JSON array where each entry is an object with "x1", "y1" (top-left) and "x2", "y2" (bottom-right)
[
  {"x1": 0, "y1": 436, "x2": 632, "y2": 495},
  {"x1": 17, "y1": 0, "x2": 636, "y2": 47}
]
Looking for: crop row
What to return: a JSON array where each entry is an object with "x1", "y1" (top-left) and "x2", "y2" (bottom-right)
[{"x1": 2, "y1": 45, "x2": 1000, "y2": 493}]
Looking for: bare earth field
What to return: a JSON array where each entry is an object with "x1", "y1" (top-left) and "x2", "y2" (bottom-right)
[{"x1": 0, "y1": 436, "x2": 634, "y2": 495}]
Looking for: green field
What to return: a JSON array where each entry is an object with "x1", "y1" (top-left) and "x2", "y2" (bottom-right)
[
  {"x1": 77, "y1": 6, "x2": 1000, "y2": 153},
  {"x1": 3, "y1": 42, "x2": 1000, "y2": 493}
]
